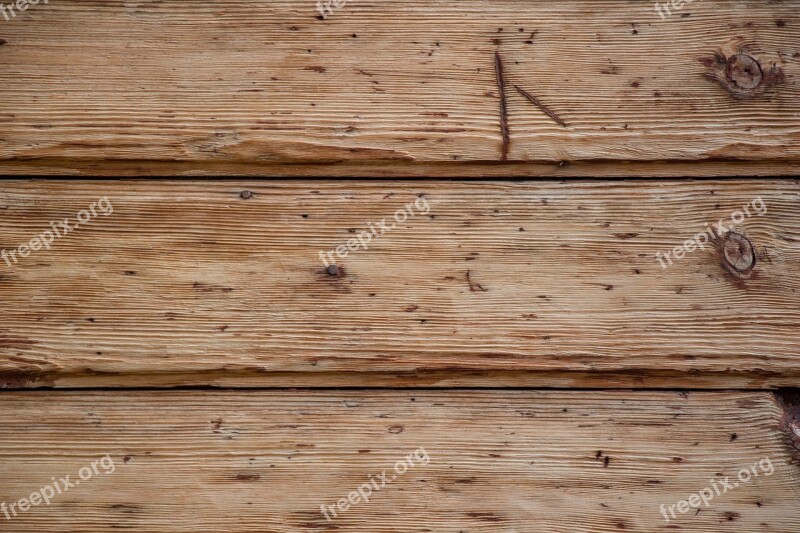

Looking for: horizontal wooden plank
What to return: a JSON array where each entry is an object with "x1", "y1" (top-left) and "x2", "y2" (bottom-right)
[
  {"x1": 0, "y1": 180, "x2": 798, "y2": 388},
  {"x1": 0, "y1": 390, "x2": 797, "y2": 531},
  {"x1": 0, "y1": 0, "x2": 798, "y2": 176}
]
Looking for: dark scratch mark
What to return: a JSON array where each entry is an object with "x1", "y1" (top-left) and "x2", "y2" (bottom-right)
[
  {"x1": 466, "y1": 270, "x2": 487, "y2": 292},
  {"x1": 494, "y1": 51, "x2": 510, "y2": 160},
  {"x1": 514, "y1": 85, "x2": 567, "y2": 127}
]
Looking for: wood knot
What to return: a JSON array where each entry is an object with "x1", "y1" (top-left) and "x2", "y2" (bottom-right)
[
  {"x1": 775, "y1": 389, "x2": 800, "y2": 461},
  {"x1": 725, "y1": 54, "x2": 763, "y2": 90},
  {"x1": 239, "y1": 190, "x2": 254, "y2": 200},
  {"x1": 700, "y1": 51, "x2": 784, "y2": 99},
  {"x1": 722, "y1": 231, "x2": 755, "y2": 275}
]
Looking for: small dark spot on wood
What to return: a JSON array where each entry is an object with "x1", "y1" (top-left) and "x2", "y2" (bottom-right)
[
  {"x1": 193, "y1": 281, "x2": 234, "y2": 293},
  {"x1": 326, "y1": 265, "x2": 340, "y2": 277},
  {"x1": 604, "y1": 456, "x2": 610, "y2": 467},
  {"x1": 724, "y1": 511, "x2": 740, "y2": 521},
  {"x1": 630, "y1": 81, "x2": 640, "y2": 88},
  {"x1": 467, "y1": 511, "x2": 501, "y2": 522},
  {"x1": 0, "y1": 39, "x2": 7, "y2": 46},
  {"x1": 123, "y1": 270, "x2": 136, "y2": 276},
  {"x1": 123, "y1": 456, "x2": 133, "y2": 463},
  {"x1": 730, "y1": 432, "x2": 738, "y2": 441},
  {"x1": 236, "y1": 473, "x2": 261, "y2": 481},
  {"x1": 305, "y1": 66, "x2": 326, "y2": 73},
  {"x1": 110, "y1": 504, "x2": 141, "y2": 513},
  {"x1": 613, "y1": 233, "x2": 639, "y2": 239},
  {"x1": 388, "y1": 425, "x2": 404, "y2": 434},
  {"x1": 240, "y1": 190, "x2": 253, "y2": 200},
  {"x1": 775, "y1": 20, "x2": 786, "y2": 27}
]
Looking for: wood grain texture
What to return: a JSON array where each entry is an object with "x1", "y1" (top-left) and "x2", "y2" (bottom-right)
[
  {"x1": 0, "y1": 180, "x2": 798, "y2": 388},
  {"x1": 0, "y1": 390, "x2": 798, "y2": 532},
  {"x1": 0, "y1": 0, "x2": 798, "y2": 176}
]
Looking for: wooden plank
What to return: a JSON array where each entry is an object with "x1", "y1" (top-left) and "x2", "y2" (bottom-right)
[
  {"x1": 0, "y1": 0, "x2": 798, "y2": 176},
  {"x1": 0, "y1": 390, "x2": 797, "y2": 531},
  {"x1": 0, "y1": 180, "x2": 798, "y2": 388}
]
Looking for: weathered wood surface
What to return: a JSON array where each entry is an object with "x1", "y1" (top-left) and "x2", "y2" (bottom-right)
[
  {"x1": 0, "y1": 0, "x2": 798, "y2": 176},
  {"x1": 0, "y1": 180, "x2": 798, "y2": 388},
  {"x1": 0, "y1": 390, "x2": 797, "y2": 532}
]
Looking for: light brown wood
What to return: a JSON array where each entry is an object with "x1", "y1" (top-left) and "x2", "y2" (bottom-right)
[
  {"x1": 0, "y1": 390, "x2": 797, "y2": 532},
  {"x1": 0, "y1": 0, "x2": 798, "y2": 176},
  {"x1": 0, "y1": 179, "x2": 798, "y2": 388}
]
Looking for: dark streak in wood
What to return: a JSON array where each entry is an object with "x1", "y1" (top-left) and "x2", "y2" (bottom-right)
[
  {"x1": 494, "y1": 51, "x2": 510, "y2": 160},
  {"x1": 514, "y1": 85, "x2": 567, "y2": 127}
]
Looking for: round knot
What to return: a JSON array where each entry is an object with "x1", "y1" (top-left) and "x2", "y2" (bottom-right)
[
  {"x1": 725, "y1": 54, "x2": 763, "y2": 91},
  {"x1": 722, "y1": 232, "x2": 755, "y2": 274}
]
